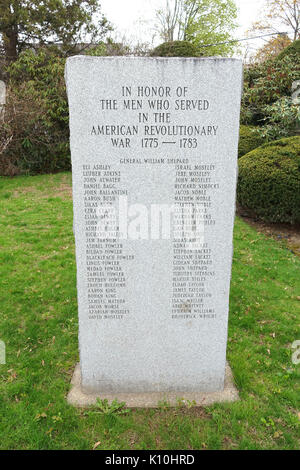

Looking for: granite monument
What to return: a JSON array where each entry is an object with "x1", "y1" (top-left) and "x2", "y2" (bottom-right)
[{"x1": 65, "y1": 56, "x2": 242, "y2": 406}]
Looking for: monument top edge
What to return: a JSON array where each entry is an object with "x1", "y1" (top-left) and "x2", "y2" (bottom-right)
[{"x1": 66, "y1": 55, "x2": 242, "y2": 63}]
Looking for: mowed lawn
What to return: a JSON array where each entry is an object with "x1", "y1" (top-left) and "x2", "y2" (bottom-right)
[{"x1": 0, "y1": 172, "x2": 299, "y2": 450}]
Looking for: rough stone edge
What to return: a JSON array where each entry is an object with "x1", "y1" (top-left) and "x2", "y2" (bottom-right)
[{"x1": 67, "y1": 362, "x2": 239, "y2": 408}]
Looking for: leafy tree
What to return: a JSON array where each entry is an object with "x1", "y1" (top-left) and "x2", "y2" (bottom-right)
[
  {"x1": 254, "y1": 34, "x2": 292, "y2": 62},
  {"x1": 155, "y1": 0, "x2": 185, "y2": 42},
  {"x1": 184, "y1": 0, "x2": 238, "y2": 56},
  {"x1": 155, "y1": 0, "x2": 238, "y2": 56},
  {"x1": 251, "y1": 0, "x2": 300, "y2": 41},
  {"x1": 0, "y1": 1, "x2": 112, "y2": 63}
]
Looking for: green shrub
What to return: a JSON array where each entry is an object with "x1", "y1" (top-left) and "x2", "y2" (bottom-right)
[
  {"x1": 256, "y1": 97, "x2": 300, "y2": 141},
  {"x1": 241, "y1": 56, "x2": 299, "y2": 126},
  {"x1": 276, "y1": 39, "x2": 300, "y2": 64},
  {"x1": 241, "y1": 52, "x2": 300, "y2": 140},
  {"x1": 242, "y1": 40, "x2": 300, "y2": 139},
  {"x1": 237, "y1": 136, "x2": 300, "y2": 224},
  {"x1": 0, "y1": 49, "x2": 69, "y2": 175},
  {"x1": 150, "y1": 41, "x2": 199, "y2": 57},
  {"x1": 238, "y1": 125, "x2": 266, "y2": 158}
]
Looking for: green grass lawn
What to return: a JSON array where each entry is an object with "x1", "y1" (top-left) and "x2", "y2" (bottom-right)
[{"x1": 0, "y1": 172, "x2": 299, "y2": 450}]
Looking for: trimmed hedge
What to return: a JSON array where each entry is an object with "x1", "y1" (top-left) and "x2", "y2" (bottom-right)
[
  {"x1": 237, "y1": 136, "x2": 300, "y2": 224},
  {"x1": 150, "y1": 41, "x2": 199, "y2": 57},
  {"x1": 238, "y1": 125, "x2": 266, "y2": 158}
]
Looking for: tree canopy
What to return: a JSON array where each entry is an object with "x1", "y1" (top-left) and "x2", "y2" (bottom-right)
[
  {"x1": 0, "y1": 0, "x2": 112, "y2": 62},
  {"x1": 254, "y1": 34, "x2": 292, "y2": 62},
  {"x1": 251, "y1": 0, "x2": 300, "y2": 42},
  {"x1": 155, "y1": 0, "x2": 238, "y2": 56}
]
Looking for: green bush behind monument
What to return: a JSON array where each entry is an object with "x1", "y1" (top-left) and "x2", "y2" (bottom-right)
[
  {"x1": 238, "y1": 125, "x2": 266, "y2": 158},
  {"x1": 237, "y1": 136, "x2": 300, "y2": 224},
  {"x1": 150, "y1": 40, "x2": 199, "y2": 57}
]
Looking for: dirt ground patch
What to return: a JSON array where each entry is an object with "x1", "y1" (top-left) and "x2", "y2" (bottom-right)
[
  {"x1": 56, "y1": 182, "x2": 72, "y2": 199},
  {"x1": 13, "y1": 186, "x2": 38, "y2": 197},
  {"x1": 237, "y1": 205, "x2": 300, "y2": 257},
  {"x1": 12, "y1": 176, "x2": 73, "y2": 200}
]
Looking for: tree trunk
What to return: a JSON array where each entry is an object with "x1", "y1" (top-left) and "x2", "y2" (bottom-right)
[{"x1": 3, "y1": 27, "x2": 18, "y2": 64}]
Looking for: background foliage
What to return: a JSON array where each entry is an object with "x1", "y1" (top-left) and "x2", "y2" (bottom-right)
[
  {"x1": 0, "y1": 41, "x2": 135, "y2": 176},
  {"x1": 0, "y1": 49, "x2": 69, "y2": 175},
  {"x1": 1, "y1": 35, "x2": 300, "y2": 182},
  {"x1": 155, "y1": 0, "x2": 238, "y2": 56},
  {"x1": 241, "y1": 41, "x2": 300, "y2": 140},
  {"x1": 276, "y1": 37, "x2": 300, "y2": 62},
  {"x1": 0, "y1": 0, "x2": 112, "y2": 63}
]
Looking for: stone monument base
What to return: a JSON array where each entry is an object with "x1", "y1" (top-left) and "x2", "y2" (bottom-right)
[{"x1": 67, "y1": 362, "x2": 239, "y2": 408}]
